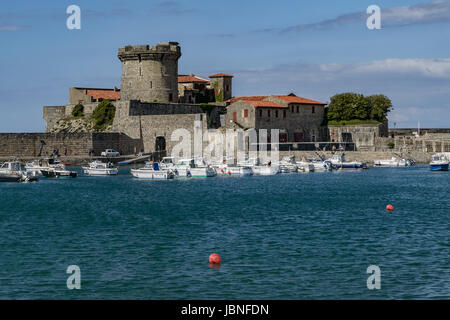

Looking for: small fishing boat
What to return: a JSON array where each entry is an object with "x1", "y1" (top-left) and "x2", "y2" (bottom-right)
[
  {"x1": 429, "y1": 153, "x2": 449, "y2": 171},
  {"x1": 327, "y1": 153, "x2": 367, "y2": 170},
  {"x1": 309, "y1": 159, "x2": 332, "y2": 172},
  {"x1": 374, "y1": 155, "x2": 415, "y2": 167},
  {"x1": 25, "y1": 158, "x2": 62, "y2": 176},
  {"x1": 252, "y1": 161, "x2": 280, "y2": 176},
  {"x1": 0, "y1": 161, "x2": 39, "y2": 182},
  {"x1": 211, "y1": 157, "x2": 253, "y2": 176},
  {"x1": 172, "y1": 158, "x2": 216, "y2": 177},
  {"x1": 130, "y1": 162, "x2": 175, "y2": 179},
  {"x1": 83, "y1": 161, "x2": 118, "y2": 176},
  {"x1": 277, "y1": 156, "x2": 298, "y2": 173},
  {"x1": 40, "y1": 166, "x2": 77, "y2": 178}
]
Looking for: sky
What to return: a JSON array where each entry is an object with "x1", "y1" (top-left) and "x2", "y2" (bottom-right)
[{"x1": 0, "y1": 0, "x2": 449, "y2": 132}]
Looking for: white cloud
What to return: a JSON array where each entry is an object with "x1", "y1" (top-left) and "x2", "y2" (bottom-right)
[
  {"x1": 232, "y1": 57, "x2": 450, "y2": 127},
  {"x1": 279, "y1": 0, "x2": 450, "y2": 33}
]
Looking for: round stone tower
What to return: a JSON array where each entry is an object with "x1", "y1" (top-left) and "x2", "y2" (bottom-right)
[{"x1": 118, "y1": 42, "x2": 181, "y2": 103}]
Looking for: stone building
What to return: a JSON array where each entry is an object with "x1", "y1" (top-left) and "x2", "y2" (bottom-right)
[
  {"x1": 209, "y1": 73, "x2": 233, "y2": 102},
  {"x1": 226, "y1": 94, "x2": 327, "y2": 142},
  {"x1": 69, "y1": 87, "x2": 120, "y2": 104}
]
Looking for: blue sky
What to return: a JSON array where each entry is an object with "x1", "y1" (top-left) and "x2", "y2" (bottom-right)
[{"x1": 0, "y1": 0, "x2": 449, "y2": 132}]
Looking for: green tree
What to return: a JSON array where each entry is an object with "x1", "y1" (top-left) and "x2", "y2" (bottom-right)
[
  {"x1": 90, "y1": 100, "x2": 116, "y2": 131},
  {"x1": 71, "y1": 104, "x2": 84, "y2": 118},
  {"x1": 327, "y1": 93, "x2": 367, "y2": 121},
  {"x1": 365, "y1": 94, "x2": 393, "y2": 122},
  {"x1": 327, "y1": 92, "x2": 392, "y2": 124}
]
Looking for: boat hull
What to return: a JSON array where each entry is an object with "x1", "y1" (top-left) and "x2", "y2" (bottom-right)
[
  {"x1": 430, "y1": 163, "x2": 449, "y2": 171},
  {"x1": 83, "y1": 168, "x2": 119, "y2": 176},
  {"x1": 252, "y1": 165, "x2": 279, "y2": 176},
  {"x1": 130, "y1": 169, "x2": 174, "y2": 179},
  {"x1": 175, "y1": 167, "x2": 216, "y2": 177},
  {"x1": 217, "y1": 166, "x2": 253, "y2": 176},
  {"x1": 41, "y1": 170, "x2": 77, "y2": 178}
]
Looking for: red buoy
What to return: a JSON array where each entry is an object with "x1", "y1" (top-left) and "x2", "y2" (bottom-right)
[
  {"x1": 386, "y1": 204, "x2": 394, "y2": 211},
  {"x1": 227, "y1": 171, "x2": 231, "y2": 175},
  {"x1": 209, "y1": 253, "x2": 221, "y2": 264}
]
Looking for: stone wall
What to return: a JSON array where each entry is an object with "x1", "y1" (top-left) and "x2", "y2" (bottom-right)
[
  {"x1": 43, "y1": 106, "x2": 66, "y2": 132},
  {"x1": 0, "y1": 133, "x2": 139, "y2": 157},
  {"x1": 112, "y1": 100, "x2": 225, "y2": 155},
  {"x1": 328, "y1": 122, "x2": 388, "y2": 151}
]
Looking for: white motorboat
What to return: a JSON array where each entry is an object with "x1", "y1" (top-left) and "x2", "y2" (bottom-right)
[
  {"x1": 41, "y1": 166, "x2": 78, "y2": 178},
  {"x1": 211, "y1": 157, "x2": 253, "y2": 176},
  {"x1": 25, "y1": 158, "x2": 62, "y2": 175},
  {"x1": 131, "y1": 162, "x2": 175, "y2": 179},
  {"x1": 277, "y1": 156, "x2": 298, "y2": 173},
  {"x1": 83, "y1": 161, "x2": 118, "y2": 176},
  {"x1": 172, "y1": 158, "x2": 216, "y2": 177},
  {"x1": 429, "y1": 153, "x2": 449, "y2": 171},
  {"x1": 0, "y1": 161, "x2": 39, "y2": 182},
  {"x1": 252, "y1": 161, "x2": 280, "y2": 176},
  {"x1": 374, "y1": 156, "x2": 415, "y2": 167},
  {"x1": 327, "y1": 153, "x2": 367, "y2": 170},
  {"x1": 309, "y1": 159, "x2": 332, "y2": 172}
]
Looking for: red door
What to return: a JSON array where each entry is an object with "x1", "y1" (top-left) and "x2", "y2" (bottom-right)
[{"x1": 233, "y1": 112, "x2": 237, "y2": 122}]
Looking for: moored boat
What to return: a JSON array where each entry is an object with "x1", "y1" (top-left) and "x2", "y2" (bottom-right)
[
  {"x1": 131, "y1": 162, "x2": 175, "y2": 179},
  {"x1": 429, "y1": 153, "x2": 449, "y2": 171},
  {"x1": 25, "y1": 158, "x2": 62, "y2": 176},
  {"x1": 374, "y1": 155, "x2": 415, "y2": 167},
  {"x1": 327, "y1": 153, "x2": 367, "y2": 170},
  {"x1": 83, "y1": 161, "x2": 118, "y2": 176},
  {"x1": 0, "y1": 161, "x2": 39, "y2": 182},
  {"x1": 172, "y1": 158, "x2": 216, "y2": 177},
  {"x1": 41, "y1": 166, "x2": 77, "y2": 178}
]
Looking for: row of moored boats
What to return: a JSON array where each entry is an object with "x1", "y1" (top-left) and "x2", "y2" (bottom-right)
[{"x1": 0, "y1": 152, "x2": 446, "y2": 182}]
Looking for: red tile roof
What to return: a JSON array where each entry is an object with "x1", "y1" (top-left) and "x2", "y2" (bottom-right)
[
  {"x1": 244, "y1": 100, "x2": 286, "y2": 109},
  {"x1": 87, "y1": 89, "x2": 121, "y2": 101},
  {"x1": 272, "y1": 95, "x2": 326, "y2": 105},
  {"x1": 209, "y1": 73, "x2": 233, "y2": 78},
  {"x1": 229, "y1": 96, "x2": 268, "y2": 103},
  {"x1": 178, "y1": 75, "x2": 209, "y2": 83}
]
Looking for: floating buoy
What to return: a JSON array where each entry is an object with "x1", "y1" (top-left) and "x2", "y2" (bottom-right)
[
  {"x1": 227, "y1": 171, "x2": 231, "y2": 175},
  {"x1": 386, "y1": 204, "x2": 394, "y2": 211},
  {"x1": 209, "y1": 253, "x2": 221, "y2": 264}
]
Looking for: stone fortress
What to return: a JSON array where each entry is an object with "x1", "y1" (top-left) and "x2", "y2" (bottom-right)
[
  {"x1": 1, "y1": 40, "x2": 440, "y2": 161},
  {"x1": 43, "y1": 41, "x2": 331, "y2": 157}
]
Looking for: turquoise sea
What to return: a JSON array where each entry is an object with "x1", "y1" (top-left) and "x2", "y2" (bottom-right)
[{"x1": 0, "y1": 166, "x2": 448, "y2": 299}]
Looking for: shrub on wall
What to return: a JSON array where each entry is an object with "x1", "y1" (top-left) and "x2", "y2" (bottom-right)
[
  {"x1": 90, "y1": 100, "x2": 116, "y2": 131},
  {"x1": 326, "y1": 92, "x2": 392, "y2": 125},
  {"x1": 72, "y1": 104, "x2": 84, "y2": 118}
]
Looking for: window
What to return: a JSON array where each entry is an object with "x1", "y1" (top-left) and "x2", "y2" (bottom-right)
[
  {"x1": 268, "y1": 110, "x2": 271, "y2": 117},
  {"x1": 275, "y1": 110, "x2": 278, "y2": 118},
  {"x1": 244, "y1": 109, "x2": 248, "y2": 118},
  {"x1": 233, "y1": 112, "x2": 237, "y2": 122},
  {"x1": 291, "y1": 105, "x2": 294, "y2": 112},
  {"x1": 283, "y1": 110, "x2": 286, "y2": 118},
  {"x1": 169, "y1": 93, "x2": 173, "y2": 102},
  {"x1": 296, "y1": 106, "x2": 299, "y2": 113},
  {"x1": 259, "y1": 109, "x2": 262, "y2": 117},
  {"x1": 312, "y1": 106, "x2": 315, "y2": 113},
  {"x1": 226, "y1": 85, "x2": 230, "y2": 92}
]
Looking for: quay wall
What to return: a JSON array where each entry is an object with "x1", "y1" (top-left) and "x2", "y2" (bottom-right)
[
  {"x1": 0, "y1": 133, "x2": 139, "y2": 158},
  {"x1": 279, "y1": 150, "x2": 432, "y2": 164}
]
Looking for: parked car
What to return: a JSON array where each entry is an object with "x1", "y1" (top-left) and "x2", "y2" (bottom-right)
[{"x1": 101, "y1": 149, "x2": 120, "y2": 157}]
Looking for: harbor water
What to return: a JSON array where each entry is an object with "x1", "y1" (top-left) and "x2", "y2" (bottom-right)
[{"x1": 0, "y1": 166, "x2": 448, "y2": 299}]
